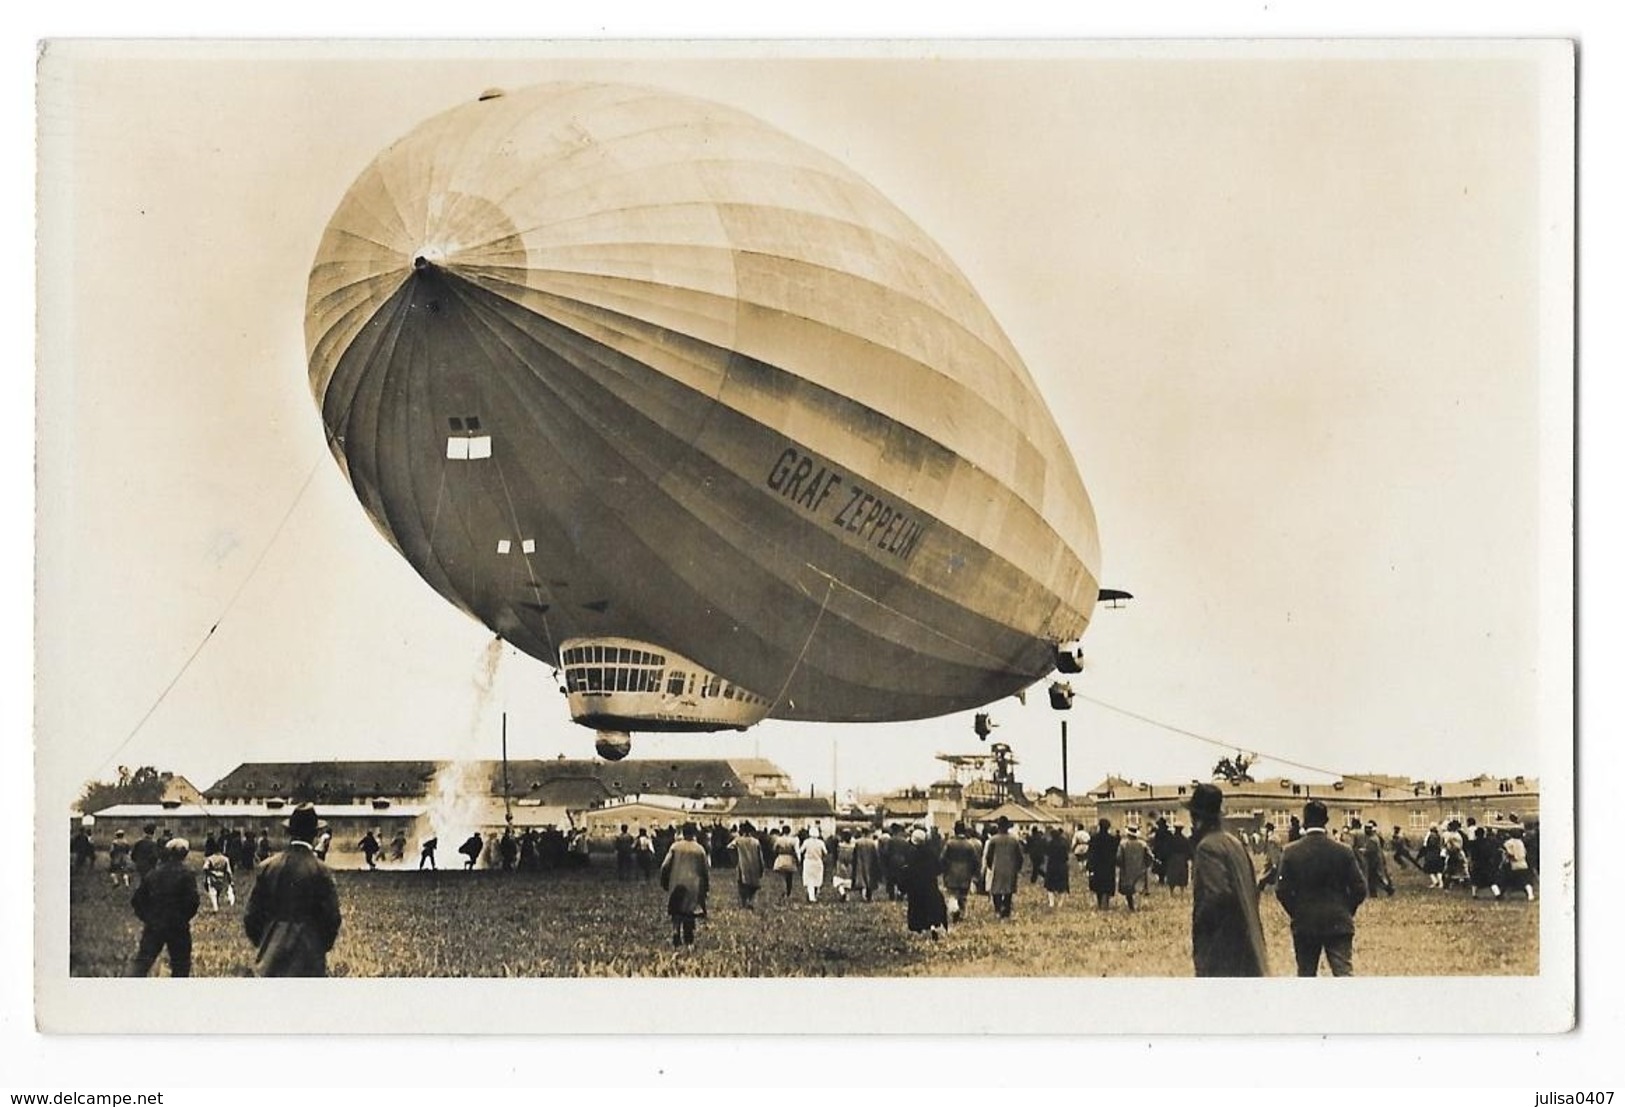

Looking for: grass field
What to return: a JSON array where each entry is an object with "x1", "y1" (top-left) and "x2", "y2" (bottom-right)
[{"x1": 69, "y1": 858, "x2": 1538, "y2": 978}]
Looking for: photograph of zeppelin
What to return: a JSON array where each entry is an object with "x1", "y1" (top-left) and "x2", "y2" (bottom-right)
[{"x1": 34, "y1": 42, "x2": 1573, "y2": 1031}]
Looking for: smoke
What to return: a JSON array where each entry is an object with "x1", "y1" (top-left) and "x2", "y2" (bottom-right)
[
  {"x1": 426, "y1": 759, "x2": 488, "y2": 850},
  {"x1": 423, "y1": 638, "x2": 509, "y2": 854}
]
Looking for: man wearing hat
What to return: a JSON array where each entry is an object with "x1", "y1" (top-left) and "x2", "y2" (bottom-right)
[
  {"x1": 659, "y1": 822, "x2": 710, "y2": 947},
  {"x1": 243, "y1": 803, "x2": 342, "y2": 976},
  {"x1": 1274, "y1": 798, "x2": 1368, "y2": 976},
  {"x1": 1117, "y1": 823, "x2": 1152, "y2": 911},
  {"x1": 982, "y1": 815, "x2": 1024, "y2": 919},
  {"x1": 128, "y1": 837, "x2": 199, "y2": 976},
  {"x1": 1185, "y1": 782, "x2": 1268, "y2": 976}
]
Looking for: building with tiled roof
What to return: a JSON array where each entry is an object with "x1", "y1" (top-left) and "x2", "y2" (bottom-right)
[{"x1": 204, "y1": 757, "x2": 791, "y2": 807}]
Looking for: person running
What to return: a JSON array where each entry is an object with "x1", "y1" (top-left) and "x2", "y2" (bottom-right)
[
  {"x1": 418, "y1": 836, "x2": 439, "y2": 870},
  {"x1": 1390, "y1": 826, "x2": 1421, "y2": 871},
  {"x1": 108, "y1": 830, "x2": 134, "y2": 887},
  {"x1": 459, "y1": 832, "x2": 484, "y2": 870},
  {"x1": 1360, "y1": 824, "x2": 1395, "y2": 897},
  {"x1": 201, "y1": 844, "x2": 236, "y2": 911},
  {"x1": 358, "y1": 829, "x2": 381, "y2": 870},
  {"x1": 1501, "y1": 828, "x2": 1535, "y2": 901}
]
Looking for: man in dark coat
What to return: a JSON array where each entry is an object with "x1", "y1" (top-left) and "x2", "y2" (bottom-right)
[
  {"x1": 129, "y1": 838, "x2": 200, "y2": 976},
  {"x1": 1086, "y1": 819, "x2": 1119, "y2": 909},
  {"x1": 1275, "y1": 799, "x2": 1368, "y2": 976},
  {"x1": 131, "y1": 824, "x2": 160, "y2": 881},
  {"x1": 1187, "y1": 783, "x2": 1269, "y2": 977},
  {"x1": 244, "y1": 804, "x2": 342, "y2": 977},
  {"x1": 902, "y1": 828, "x2": 948, "y2": 937},
  {"x1": 613, "y1": 824, "x2": 636, "y2": 881},
  {"x1": 71, "y1": 826, "x2": 97, "y2": 870}
]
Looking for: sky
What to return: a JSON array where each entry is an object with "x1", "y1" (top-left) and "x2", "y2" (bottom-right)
[{"x1": 34, "y1": 41, "x2": 1572, "y2": 808}]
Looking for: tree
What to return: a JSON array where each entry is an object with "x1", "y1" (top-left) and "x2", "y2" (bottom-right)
[{"x1": 76, "y1": 765, "x2": 167, "y2": 814}]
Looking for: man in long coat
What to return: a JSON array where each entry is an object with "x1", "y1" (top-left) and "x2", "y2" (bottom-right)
[
  {"x1": 883, "y1": 825, "x2": 912, "y2": 900},
  {"x1": 1086, "y1": 819, "x2": 1119, "y2": 909},
  {"x1": 852, "y1": 827, "x2": 884, "y2": 902},
  {"x1": 730, "y1": 822, "x2": 765, "y2": 908},
  {"x1": 902, "y1": 828, "x2": 948, "y2": 937},
  {"x1": 244, "y1": 804, "x2": 342, "y2": 977},
  {"x1": 660, "y1": 822, "x2": 711, "y2": 946},
  {"x1": 1186, "y1": 783, "x2": 1269, "y2": 977},
  {"x1": 982, "y1": 816, "x2": 1024, "y2": 918},
  {"x1": 940, "y1": 823, "x2": 982, "y2": 921},
  {"x1": 1275, "y1": 798, "x2": 1367, "y2": 976},
  {"x1": 1116, "y1": 824, "x2": 1152, "y2": 910}
]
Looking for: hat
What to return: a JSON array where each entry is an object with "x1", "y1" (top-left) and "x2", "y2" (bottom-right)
[
  {"x1": 910, "y1": 827, "x2": 928, "y2": 844},
  {"x1": 996, "y1": 816, "x2": 1011, "y2": 831},
  {"x1": 286, "y1": 803, "x2": 321, "y2": 841},
  {"x1": 164, "y1": 837, "x2": 190, "y2": 856},
  {"x1": 1127, "y1": 824, "x2": 1141, "y2": 837},
  {"x1": 1184, "y1": 782, "x2": 1225, "y2": 820},
  {"x1": 1302, "y1": 799, "x2": 1330, "y2": 827},
  {"x1": 113, "y1": 829, "x2": 125, "y2": 838}
]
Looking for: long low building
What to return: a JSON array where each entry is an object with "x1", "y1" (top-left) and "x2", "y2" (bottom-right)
[
  {"x1": 76, "y1": 757, "x2": 805, "y2": 867},
  {"x1": 1079, "y1": 772, "x2": 1540, "y2": 833}
]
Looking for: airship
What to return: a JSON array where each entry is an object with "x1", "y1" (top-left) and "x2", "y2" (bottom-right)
[{"x1": 305, "y1": 82, "x2": 1105, "y2": 760}]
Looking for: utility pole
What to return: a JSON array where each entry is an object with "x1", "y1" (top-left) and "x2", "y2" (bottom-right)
[
  {"x1": 497, "y1": 711, "x2": 510, "y2": 825},
  {"x1": 1061, "y1": 718, "x2": 1070, "y2": 806}
]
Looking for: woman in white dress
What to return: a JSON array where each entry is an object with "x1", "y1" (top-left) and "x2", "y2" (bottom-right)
[{"x1": 798, "y1": 828, "x2": 828, "y2": 903}]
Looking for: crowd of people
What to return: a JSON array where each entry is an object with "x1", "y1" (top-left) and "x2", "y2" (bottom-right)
[{"x1": 72, "y1": 794, "x2": 1539, "y2": 978}]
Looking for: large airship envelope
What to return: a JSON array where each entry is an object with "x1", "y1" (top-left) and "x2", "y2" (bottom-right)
[{"x1": 306, "y1": 82, "x2": 1102, "y2": 729}]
